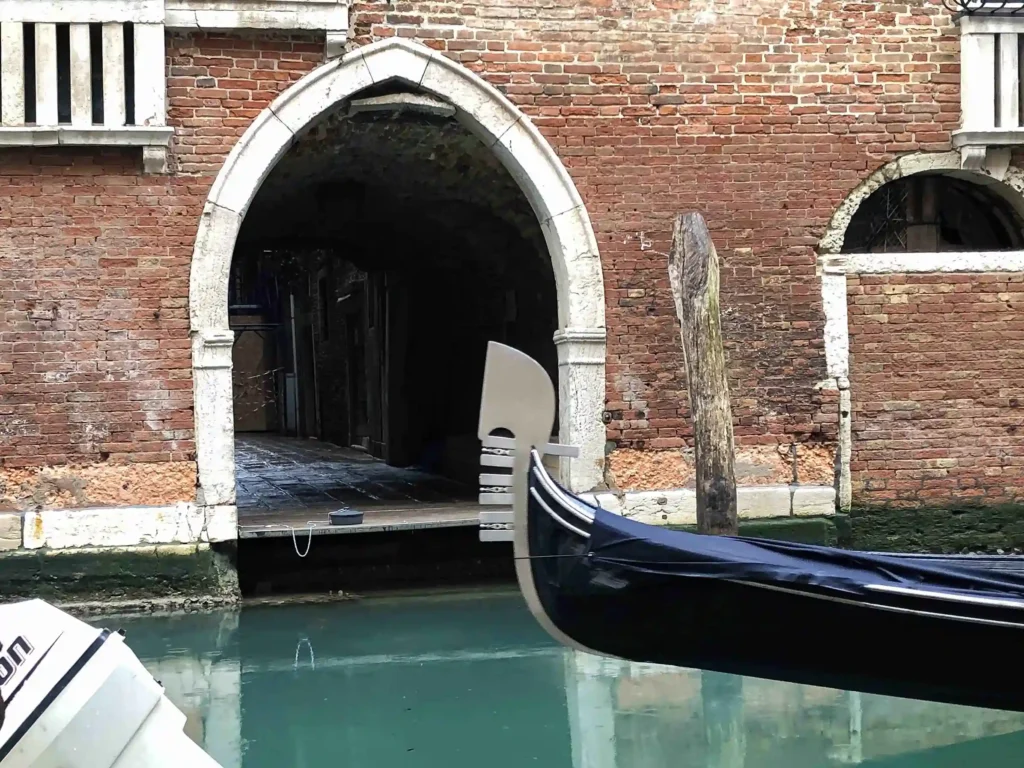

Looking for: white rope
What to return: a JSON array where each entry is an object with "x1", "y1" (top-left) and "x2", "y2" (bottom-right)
[
  {"x1": 294, "y1": 637, "x2": 315, "y2": 671},
  {"x1": 291, "y1": 525, "x2": 313, "y2": 558}
]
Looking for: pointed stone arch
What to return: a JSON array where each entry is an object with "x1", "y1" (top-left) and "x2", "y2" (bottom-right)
[{"x1": 189, "y1": 39, "x2": 607, "y2": 517}]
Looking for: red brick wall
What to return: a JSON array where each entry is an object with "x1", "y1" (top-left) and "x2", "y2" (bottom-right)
[
  {"x1": 0, "y1": 1, "x2": 975, "y2": 504},
  {"x1": 168, "y1": 31, "x2": 323, "y2": 173},
  {"x1": 350, "y1": 0, "x2": 957, "y2": 453},
  {"x1": 849, "y1": 273, "x2": 1024, "y2": 507},
  {"x1": 0, "y1": 33, "x2": 320, "y2": 507}
]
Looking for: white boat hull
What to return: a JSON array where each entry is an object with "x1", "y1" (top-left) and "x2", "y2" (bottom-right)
[{"x1": 1, "y1": 599, "x2": 223, "y2": 768}]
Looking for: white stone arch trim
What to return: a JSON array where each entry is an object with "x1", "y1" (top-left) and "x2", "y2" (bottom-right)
[
  {"x1": 189, "y1": 38, "x2": 607, "y2": 510},
  {"x1": 819, "y1": 151, "x2": 1024, "y2": 258},
  {"x1": 817, "y1": 150, "x2": 1024, "y2": 511}
]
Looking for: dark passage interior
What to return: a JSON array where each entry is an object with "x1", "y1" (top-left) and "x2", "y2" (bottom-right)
[
  {"x1": 843, "y1": 173, "x2": 1024, "y2": 253},
  {"x1": 228, "y1": 90, "x2": 558, "y2": 523}
]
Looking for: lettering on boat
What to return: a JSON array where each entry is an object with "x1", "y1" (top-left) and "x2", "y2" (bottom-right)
[{"x1": 0, "y1": 636, "x2": 35, "y2": 688}]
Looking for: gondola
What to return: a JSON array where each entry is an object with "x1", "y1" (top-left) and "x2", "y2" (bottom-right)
[{"x1": 477, "y1": 341, "x2": 1024, "y2": 713}]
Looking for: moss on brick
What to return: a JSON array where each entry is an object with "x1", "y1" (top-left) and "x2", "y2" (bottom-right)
[
  {"x1": 0, "y1": 542, "x2": 239, "y2": 605},
  {"x1": 846, "y1": 504, "x2": 1024, "y2": 553}
]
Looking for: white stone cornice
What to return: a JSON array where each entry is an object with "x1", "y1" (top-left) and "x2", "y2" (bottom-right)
[
  {"x1": 957, "y1": 14, "x2": 1024, "y2": 35},
  {"x1": 847, "y1": 250, "x2": 1024, "y2": 274},
  {"x1": 0, "y1": 0, "x2": 350, "y2": 31},
  {"x1": 165, "y1": 0, "x2": 349, "y2": 32},
  {"x1": 0, "y1": 0, "x2": 164, "y2": 23}
]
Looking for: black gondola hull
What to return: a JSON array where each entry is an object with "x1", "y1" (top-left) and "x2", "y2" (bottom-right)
[{"x1": 525, "y1": 456, "x2": 1024, "y2": 713}]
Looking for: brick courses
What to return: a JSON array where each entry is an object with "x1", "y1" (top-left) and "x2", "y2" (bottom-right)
[
  {"x1": 0, "y1": 32, "x2": 321, "y2": 506},
  {"x1": 849, "y1": 273, "x2": 1024, "y2": 507},
  {"x1": 350, "y1": 0, "x2": 959, "y2": 455},
  {"x1": 0, "y1": 1, "x2": 994, "y2": 509}
]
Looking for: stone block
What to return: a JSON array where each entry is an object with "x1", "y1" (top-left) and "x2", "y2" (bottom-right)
[
  {"x1": 205, "y1": 505, "x2": 238, "y2": 543},
  {"x1": 583, "y1": 492, "x2": 622, "y2": 514},
  {"x1": 793, "y1": 486, "x2": 837, "y2": 517},
  {"x1": 737, "y1": 485, "x2": 791, "y2": 518},
  {"x1": 0, "y1": 513, "x2": 22, "y2": 551},
  {"x1": 22, "y1": 503, "x2": 234, "y2": 551},
  {"x1": 623, "y1": 490, "x2": 697, "y2": 526}
]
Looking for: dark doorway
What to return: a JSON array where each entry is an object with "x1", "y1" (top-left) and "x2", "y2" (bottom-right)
[{"x1": 227, "y1": 92, "x2": 558, "y2": 529}]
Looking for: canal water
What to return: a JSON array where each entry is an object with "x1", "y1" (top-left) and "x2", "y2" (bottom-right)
[{"x1": 99, "y1": 589, "x2": 1024, "y2": 767}]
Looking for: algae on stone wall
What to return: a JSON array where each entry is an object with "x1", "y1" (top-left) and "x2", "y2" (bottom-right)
[{"x1": 846, "y1": 505, "x2": 1024, "y2": 554}]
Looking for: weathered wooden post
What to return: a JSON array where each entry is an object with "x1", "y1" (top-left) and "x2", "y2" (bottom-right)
[{"x1": 667, "y1": 211, "x2": 738, "y2": 535}]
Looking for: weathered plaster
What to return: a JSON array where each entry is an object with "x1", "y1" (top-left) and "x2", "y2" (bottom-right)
[
  {"x1": 0, "y1": 461, "x2": 197, "y2": 512},
  {"x1": 189, "y1": 39, "x2": 608, "y2": 506},
  {"x1": 818, "y1": 151, "x2": 1024, "y2": 513},
  {"x1": 607, "y1": 444, "x2": 836, "y2": 491}
]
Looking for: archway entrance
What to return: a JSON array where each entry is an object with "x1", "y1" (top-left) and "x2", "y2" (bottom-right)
[
  {"x1": 189, "y1": 40, "x2": 607, "y2": 531},
  {"x1": 228, "y1": 99, "x2": 560, "y2": 523}
]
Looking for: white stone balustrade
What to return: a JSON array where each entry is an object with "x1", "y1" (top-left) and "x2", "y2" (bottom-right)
[
  {"x1": 0, "y1": 1, "x2": 172, "y2": 171},
  {"x1": 0, "y1": 0, "x2": 350, "y2": 172},
  {"x1": 955, "y1": 14, "x2": 1024, "y2": 173}
]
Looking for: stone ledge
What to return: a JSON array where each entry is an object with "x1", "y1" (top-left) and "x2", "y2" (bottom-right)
[
  {"x1": 580, "y1": 485, "x2": 836, "y2": 527},
  {"x1": 165, "y1": 0, "x2": 349, "y2": 31},
  {"x1": 952, "y1": 129, "x2": 1024, "y2": 148},
  {"x1": 793, "y1": 486, "x2": 838, "y2": 517},
  {"x1": 0, "y1": 542, "x2": 239, "y2": 606},
  {"x1": 0, "y1": 126, "x2": 174, "y2": 173},
  {"x1": 0, "y1": 125, "x2": 173, "y2": 147},
  {"x1": 669, "y1": 516, "x2": 848, "y2": 547},
  {"x1": 22, "y1": 503, "x2": 237, "y2": 550}
]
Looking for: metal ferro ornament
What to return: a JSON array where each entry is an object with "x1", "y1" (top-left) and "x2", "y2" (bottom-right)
[{"x1": 942, "y1": 0, "x2": 1024, "y2": 15}]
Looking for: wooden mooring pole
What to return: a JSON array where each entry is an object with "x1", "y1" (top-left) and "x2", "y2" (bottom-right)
[{"x1": 668, "y1": 212, "x2": 738, "y2": 536}]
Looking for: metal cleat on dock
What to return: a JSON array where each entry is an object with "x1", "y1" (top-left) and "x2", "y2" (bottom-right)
[{"x1": 478, "y1": 435, "x2": 579, "y2": 542}]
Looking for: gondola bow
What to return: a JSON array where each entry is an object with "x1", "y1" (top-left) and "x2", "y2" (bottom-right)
[{"x1": 478, "y1": 340, "x2": 1024, "y2": 713}]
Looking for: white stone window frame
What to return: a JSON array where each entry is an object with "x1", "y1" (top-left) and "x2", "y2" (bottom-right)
[{"x1": 818, "y1": 150, "x2": 1024, "y2": 511}]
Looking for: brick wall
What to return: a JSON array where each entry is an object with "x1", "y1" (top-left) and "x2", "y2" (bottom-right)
[
  {"x1": 849, "y1": 273, "x2": 1024, "y2": 507},
  {"x1": 0, "y1": 0, "x2": 984, "y2": 508},
  {"x1": 350, "y1": 0, "x2": 958, "y2": 456},
  {"x1": 0, "y1": 32, "x2": 320, "y2": 510}
]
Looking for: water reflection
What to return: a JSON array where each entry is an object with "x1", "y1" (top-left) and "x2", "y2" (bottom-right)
[{"x1": 99, "y1": 591, "x2": 1024, "y2": 767}]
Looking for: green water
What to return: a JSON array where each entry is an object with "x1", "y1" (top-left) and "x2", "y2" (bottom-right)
[{"x1": 103, "y1": 590, "x2": 1024, "y2": 767}]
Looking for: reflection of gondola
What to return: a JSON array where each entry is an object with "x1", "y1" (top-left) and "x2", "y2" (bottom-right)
[
  {"x1": 478, "y1": 341, "x2": 1024, "y2": 713},
  {"x1": 861, "y1": 729, "x2": 1024, "y2": 768}
]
